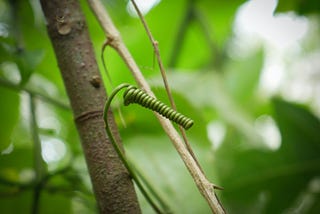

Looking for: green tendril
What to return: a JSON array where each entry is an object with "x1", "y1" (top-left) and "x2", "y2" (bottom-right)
[
  {"x1": 104, "y1": 84, "x2": 168, "y2": 214},
  {"x1": 103, "y1": 83, "x2": 194, "y2": 213},
  {"x1": 123, "y1": 85, "x2": 194, "y2": 130}
]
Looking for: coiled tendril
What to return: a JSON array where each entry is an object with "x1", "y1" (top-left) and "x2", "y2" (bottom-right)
[
  {"x1": 123, "y1": 85, "x2": 194, "y2": 130},
  {"x1": 103, "y1": 83, "x2": 193, "y2": 213}
]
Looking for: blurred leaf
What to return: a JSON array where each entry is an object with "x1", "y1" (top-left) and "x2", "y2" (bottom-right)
[
  {"x1": 0, "y1": 86, "x2": 20, "y2": 151},
  {"x1": 72, "y1": 191, "x2": 97, "y2": 214},
  {"x1": 16, "y1": 49, "x2": 45, "y2": 85},
  {"x1": 3, "y1": 0, "x2": 65, "y2": 92},
  {"x1": 0, "y1": 0, "x2": 45, "y2": 85},
  {"x1": 197, "y1": 0, "x2": 247, "y2": 47},
  {"x1": 39, "y1": 192, "x2": 72, "y2": 214},
  {"x1": 0, "y1": 191, "x2": 33, "y2": 213},
  {"x1": 0, "y1": 41, "x2": 15, "y2": 62},
  {"x1": 0, "y1": 42, "x2": 44, "y2": 85},
  {"x1": 225, "y1": 49, "x2": 264, "y2": 103},
  {"x1": 0, "y1": 147, "x2": 33, "y2": 171},
  {"x1": 171, "y1": 20, "x2": 215, "y2": 69},
  {"x1": 215, "y1": 98, "x2": 320, "y2": 213},
  {"x1": 151, "y1": 71, "x2": 264, "y2": 147},
  {"x1": 276, "y1": 0, "x2": 320, "y2": 15},
  {"x1": 125, "y1": 135, "x2": 212, "y2": 214},
  {"x1": 273, "y1": 97, "x2": 320, "y2": 156}
]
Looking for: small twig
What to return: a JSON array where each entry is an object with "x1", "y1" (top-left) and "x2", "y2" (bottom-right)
[
  {"x1": 30, "y1": 94, "x2": 46, "y2": 214},
  {"x1": 168, "y1": 1, "x2": 195, "y2": 68},
  {"x1": 101, "y1": 40, "x2": 127, "y2": 128},
  {"x1": 130, "y1": 161, "x2": 172, "y2": 213},
  {"x1": 101, "y1": 40, "x2": 114, "y2": 87},
  {"x1": 87, "y1": 0, "x2": 225, "y2": 213},
  {"x1": 130, "y1": 0, "x2": 175, "y2": 110},
  {"x1": 129, "y1": 0, "x2": 204, "y2": 174},
  {"x1": 168, "y1": 1, "x2": 225, "y2": 70},
  {"x1": 192, "y1": 9, "x2": 223, "y2": 69}
]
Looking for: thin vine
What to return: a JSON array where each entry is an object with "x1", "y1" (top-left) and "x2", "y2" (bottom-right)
[
  {"x1": 129, "y1": 0, "x2": 204, "y2": 174},
  {"x1": 103, "y1": 83, "x2": 172, "y2": 214}
]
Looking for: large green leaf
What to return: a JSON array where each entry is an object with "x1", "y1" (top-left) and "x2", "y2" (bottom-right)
[{"x1": 215, "y1": 98, "x2": 320, "y2": 213}]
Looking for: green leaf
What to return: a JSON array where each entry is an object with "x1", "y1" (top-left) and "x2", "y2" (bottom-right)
[
  {"x1": 0, "y1": 147, "x2": 33, "y2": 171},
  {"x1": 276, "y1": 0, "x2": 320, "y2": 15},
  {"x1": 225, "y1": 49, "x2": 264, "y2": 103},
  {"x1": 16, "y1": 50, "x2": 45, "y2": 85},
  {"x1": 273, "y1": 97, "x2": 320, "y2": 156},
  {"x1": 0, "y1": 191, "x2": 34, "y2": 214},
  {"x1": 0, "y1": 42, "x2": 15, "y2": 63},
  {"x1": 39, "y1": 192, "x2": 72, "y2": 214},
  {"x1": 0, "y1": 86, "x2": 20, "y2": 151},
  {"x1": 197, "y1": 0, "x2": 247, "y2": 47},
  {"x1": 215, "y1": 98, "x2": 320, "y2": 213}
]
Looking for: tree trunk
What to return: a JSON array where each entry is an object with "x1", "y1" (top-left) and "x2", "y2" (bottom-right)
[{"x1": 40, "y1": 0, "x2": 141, "y2": 213}]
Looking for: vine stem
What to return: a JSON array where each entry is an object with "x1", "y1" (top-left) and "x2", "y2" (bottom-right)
[
  {"x1": 87, "y1": 0, "x2": 225, "y2": 213},
  {"x1": 130, "y1": 0, "x2": 205, "y2": 177},
  {"x1": 30, "y1": 94, "x2": 46, "y2": 214},
  {"x1": 103, "y1": 83, "x2": 168, "y2": 214}
]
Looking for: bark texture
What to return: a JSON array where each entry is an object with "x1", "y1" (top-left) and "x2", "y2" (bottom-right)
[{"x1": 40, "y1": 0, "x2": 141, "y2": 213}]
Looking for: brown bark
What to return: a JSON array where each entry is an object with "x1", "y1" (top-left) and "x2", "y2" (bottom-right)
[{"x1": 39, "y1": 0, "x2": 141, "y2": 213}]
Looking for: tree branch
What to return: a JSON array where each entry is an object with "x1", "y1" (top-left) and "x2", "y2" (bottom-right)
[
  {"x1": 86, "y1": 0, "x2": 225, "y2": 213},
  {"x1": 39, "y1": 0, "x2": 141, "y2": 213}
]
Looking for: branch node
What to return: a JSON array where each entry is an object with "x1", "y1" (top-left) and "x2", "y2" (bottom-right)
[
  {"x1": 213, "y1": 184, "x2": 224, "y2": 191},
  {"x1": 106, "y1": 34, "x2": 121, "y2": 49},
  {"x1": 75, "y1": 110, "x2": 103, "y2": 123}
]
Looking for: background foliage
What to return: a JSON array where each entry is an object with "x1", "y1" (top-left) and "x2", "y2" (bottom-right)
[{"x1": 0, "y1": 0, "x2": 319, "y2": 213}]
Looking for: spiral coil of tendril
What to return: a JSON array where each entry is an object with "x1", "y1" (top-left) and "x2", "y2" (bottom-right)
[{"x1": 123, "y1": 85, "x2": 194, "y2": 130}]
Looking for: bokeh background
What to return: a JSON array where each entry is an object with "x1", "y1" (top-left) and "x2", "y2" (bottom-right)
[{"x1": 1, "y1": 0, "x2": 319, "y2": 213}]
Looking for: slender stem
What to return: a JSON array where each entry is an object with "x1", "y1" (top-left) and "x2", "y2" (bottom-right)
[
  {"x1": 101, "y1": 40, "x2": 114, "y2": 87},
  {"x1": 129, "y1": 0, "x2": 176, "y2": 111},
  {"x1": 30, "y1": 94, "x2": 46, "y2": 214},
  {"x1": 130, "y1": 0, "x2": 205, "y2": 174},
  {"x1": 8, "y1": 0, "x2": 24, "y2": 51},
  {"x1": 192, "y1": 9, "x2": 223, "y2": 69},
  {"x1": 168, "y1": 1, "x2": 195, "y2": 68},
  {"x1": 101, "y1": 41, "x2": 127, "y2": 127},
  {"x1": 130, "y1": 162, "x2": 172, "y2": 213},
  {"x1": 103, "y1": 84, "x2": 165, "y2": 214},
  {"x1": 0, "y1": 78, "x2": 70, "y2": 110}
]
